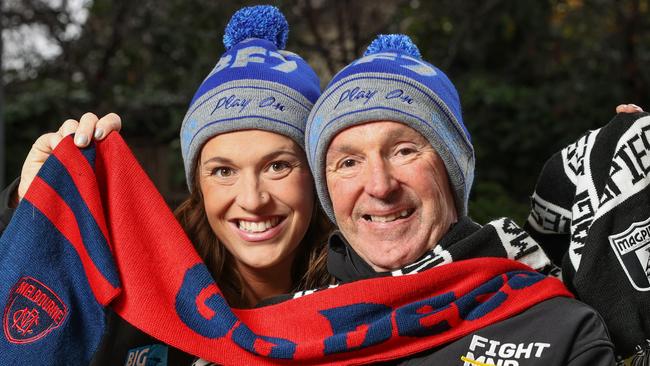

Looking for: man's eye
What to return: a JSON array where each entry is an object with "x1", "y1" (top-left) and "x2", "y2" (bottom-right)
[
  {"x1": 397, "y1": 147, "x2": 416, "y2": 156},
  {"x1": 212, "y1": 167, "x2": 234, "y2": 177},
  {"x1": 269, "y1": 161, "x2": 290, "y2": 173},
  {"x1": 341, "y1": 159, "x2": 357, "y2": 168}
]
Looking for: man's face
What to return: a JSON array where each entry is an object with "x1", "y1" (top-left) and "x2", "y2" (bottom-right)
[{"x1": 325, "y1": 121, "x2": 458, "y2": 271}]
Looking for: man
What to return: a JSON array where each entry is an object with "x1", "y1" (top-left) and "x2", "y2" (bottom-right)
[{"x1": 304, "y1": 34, "x2": 617, "y2": 365}]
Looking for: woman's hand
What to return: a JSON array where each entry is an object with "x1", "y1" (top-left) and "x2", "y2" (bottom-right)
[{"x1": 13, "y1": 112, "x2": 122, "y2": 205}]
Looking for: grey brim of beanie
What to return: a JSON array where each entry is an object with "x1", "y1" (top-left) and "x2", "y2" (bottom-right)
[
  {"x1": 308, "y1": 109, "x2": 474, "y2": 224},
  {"x1": 180, "y1": 80, "x2": 314, "y2": 191},
  {"x1": 182, "y1": 119, "x2": 306, "y2": 192}
]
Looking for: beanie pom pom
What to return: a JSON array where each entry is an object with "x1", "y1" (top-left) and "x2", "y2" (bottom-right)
[
  {"x1": 364, "y1": 34, "x2": 422, "y2": 59},
  {"x1": 223, "y1": 5, "x2": 289, "y2": 50}
]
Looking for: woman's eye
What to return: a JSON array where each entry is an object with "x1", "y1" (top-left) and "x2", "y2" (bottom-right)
[{"x1": 212, "y1": 167, "x2": 234, "y2": 177}]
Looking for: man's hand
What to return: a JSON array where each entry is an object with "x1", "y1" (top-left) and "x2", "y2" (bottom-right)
[
  {"x1": 616, "y1": 104, "x2": 644, "y2": 113},
  {"x1": 12, "y1": 112, "x2": 122, "y2": 206}
]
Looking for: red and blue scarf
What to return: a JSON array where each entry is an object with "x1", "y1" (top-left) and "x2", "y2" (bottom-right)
[{"x1": 0, "y1": 134, "x2": 571, "y2": 365}]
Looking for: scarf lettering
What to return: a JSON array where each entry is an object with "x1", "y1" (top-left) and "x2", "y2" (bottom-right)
[
  {"x1": 395, "y1": 292, "x2": 454, "y2": 337},
  {"x1": 176, "y1": 265, "x2": 296, "y2": 359},
  {"x1": 321, "y1": 303, "x2": 393, "y2": 354},
  {"x1": 319, "y1": 272, "x2": 546, "y2": 355}
]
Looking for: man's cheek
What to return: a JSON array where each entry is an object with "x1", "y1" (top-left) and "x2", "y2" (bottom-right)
[{"x1": 331, "y1": 198, "x2": 353, "y2": 221}]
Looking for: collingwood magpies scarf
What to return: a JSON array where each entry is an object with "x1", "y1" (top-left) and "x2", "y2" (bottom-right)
[
  {"x1": 0, "y1": 134, "x2": 570, "y2": 365},
  {"x1": 525, "y1": 112, "x2": 650, "y2": 359}
]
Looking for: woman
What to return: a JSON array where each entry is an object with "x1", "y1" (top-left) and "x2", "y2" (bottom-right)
[
  {"x1": 175, "y1": 129, "x2": 332, "y2": 308},
  {"x1": 1, "y1": 5, "x2": 332, "y2": 364},
  {"x1": 173, "y1": 4, "x2": 333, "y2": 308}
]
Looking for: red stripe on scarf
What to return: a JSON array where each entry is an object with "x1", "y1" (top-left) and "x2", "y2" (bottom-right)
[
  {"x1": 24, "y1": 176, "x2": 120, "y2": 305},
  {"x1": 52, "y1": 141, "x2": 111, "y2": 247}
]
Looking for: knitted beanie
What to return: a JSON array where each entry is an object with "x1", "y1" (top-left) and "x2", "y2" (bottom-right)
[
  {"x1": 180, "y1": 5, "x2": 321, "y2": 190},
  {"x1": 305, "y1": 34, "x2": 474, "y2": 223}
]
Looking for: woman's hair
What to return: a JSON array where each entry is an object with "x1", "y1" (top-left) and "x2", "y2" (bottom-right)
[{"x1": 174, "y1": 163, "x2": 334, "y2": 308}]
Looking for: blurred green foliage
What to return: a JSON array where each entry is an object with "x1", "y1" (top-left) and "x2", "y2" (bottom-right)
[{"x1": 3, "y1": 0, "x2": 649, "y2": 223}]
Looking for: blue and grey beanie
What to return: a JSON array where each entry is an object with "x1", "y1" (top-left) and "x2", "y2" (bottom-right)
[
  {"x1": 306, "y1": 34, "x2": 474, "y2": 222},
  {"x1": 180, "y1": 5, "x2": 320, "y2": 190}
]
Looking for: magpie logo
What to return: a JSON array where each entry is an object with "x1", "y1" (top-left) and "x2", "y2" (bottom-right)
[{"x1": 609, "y1": 217, "x2": 650, "y2": 291}]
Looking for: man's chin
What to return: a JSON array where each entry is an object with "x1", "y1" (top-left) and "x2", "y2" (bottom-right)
[
  {"x1": 363, "y1": 249, "x2": 421, "y2": 272},
  {"x1": 344, "y1": 226, "x2": 430, "y2": 270}
]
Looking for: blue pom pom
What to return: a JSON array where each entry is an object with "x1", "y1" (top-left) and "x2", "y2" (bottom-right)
[
  {"x1": 364, "y1": 34, "x2": 422, "y2": 59},
  {"x1": 223, "y1": 5, "x2": 289, "y2": 50}
]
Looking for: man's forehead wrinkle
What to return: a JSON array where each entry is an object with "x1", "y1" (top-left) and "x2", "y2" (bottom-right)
[
  {"x1": 326, "y1": 123, "x2": 435, "y2": 167},
  {"x1": 374, "y1": 123, "x2": 430, "y2": 147},
  {"x1": 388, "y1": 125, "x2": 430, "y2": 145},
  {"x1": 330, "y1": 142, "x2": 359, "y2": 154},
  {"x1": 333, "y1": 123, "x2": 425, "y2": 150},
  {"x1": 375, "y1": 129, "x2": 407, "y2": 146}
]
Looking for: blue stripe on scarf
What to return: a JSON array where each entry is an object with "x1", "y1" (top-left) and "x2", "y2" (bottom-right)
[
  {"x1": 37, "y1": 154, "x2": 120, "y2": 288},
  {"x1": 80, "y1": 142, "x2": 96, "y2": 169}
]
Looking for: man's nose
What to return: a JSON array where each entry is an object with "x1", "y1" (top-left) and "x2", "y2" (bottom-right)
[
  {"x1": 235, "y1": 174, "x2": 270, "y2": 211},
  {"x1": 363, "y1": 158, "x2": 399, "y2": 199}
]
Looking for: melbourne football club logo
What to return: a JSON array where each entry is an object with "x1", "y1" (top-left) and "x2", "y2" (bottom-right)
[
  {"x1": 3, "y1": 277, "x2": 68, "y2": 343},
  {"x1": 609, "y1": 217, "x2": 650, "y2": 291}
]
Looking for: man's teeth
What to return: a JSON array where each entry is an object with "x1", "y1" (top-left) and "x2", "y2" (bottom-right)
[
  {"x1": 368, "y1": 210, "x2": 410, "y2": 223},
  {"x1": 238, "y1": 218, "x2": 280, "y2": 233}
]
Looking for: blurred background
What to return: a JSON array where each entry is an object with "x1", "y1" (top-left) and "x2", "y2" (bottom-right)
[{"x1": 1, "y1": 0, "x2": 648, "y2": 224}]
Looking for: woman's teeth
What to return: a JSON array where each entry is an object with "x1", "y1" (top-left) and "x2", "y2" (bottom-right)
[{"x1": 238, "y1": 217, "x2": 280, "y2": 232}]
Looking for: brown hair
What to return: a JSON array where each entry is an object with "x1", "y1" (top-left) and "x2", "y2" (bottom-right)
[{"x1": 174, "y1": 164, "x2": 334, "y2": 308}]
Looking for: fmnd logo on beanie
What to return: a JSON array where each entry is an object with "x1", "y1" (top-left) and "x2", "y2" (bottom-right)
[
  {"x1": 349, "y1": 52, "x2": 438, "y2": 77},
  {"x1": 3, "y1": 277, "x2": 68, "y2": 344},
  {"x1": 205, "y1": 44, "x2": 299, "y2": 81}
]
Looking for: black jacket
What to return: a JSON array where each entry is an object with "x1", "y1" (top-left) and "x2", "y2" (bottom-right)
[{"x1": 325, "y1": 220, "x2": 617, "y2": 365}]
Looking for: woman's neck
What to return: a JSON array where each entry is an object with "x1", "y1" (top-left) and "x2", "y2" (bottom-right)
[{"x1": 236, "y1": 262, "x2": 294, "y2": 308}]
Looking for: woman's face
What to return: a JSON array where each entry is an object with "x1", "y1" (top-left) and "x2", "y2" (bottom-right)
[{"x1": 198, "y1": 130, "x2": 314, "y2": 275}]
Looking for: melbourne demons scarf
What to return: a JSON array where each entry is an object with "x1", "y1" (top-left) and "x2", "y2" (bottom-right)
[
  {"x1": 525, "y1": 112, "x2": 650, "y2": 358},
  {"x1": 0, "y1": 134, "x2": 570, "y2": 365}
]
